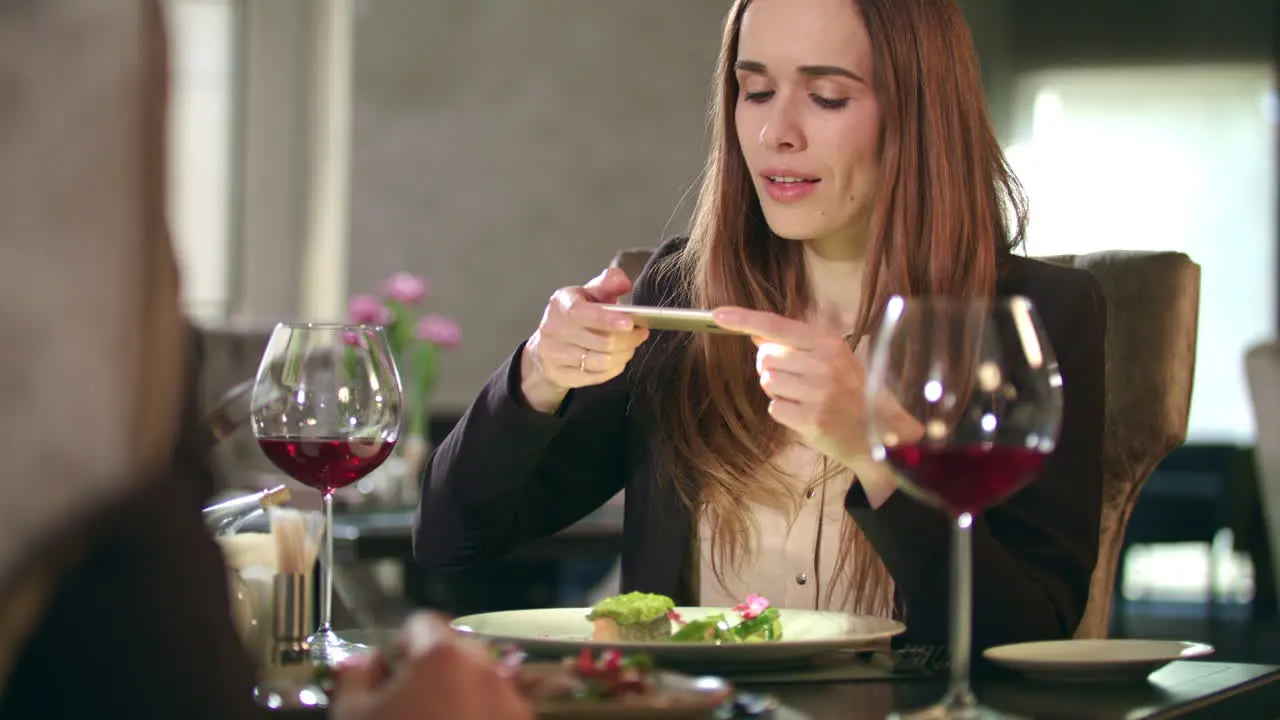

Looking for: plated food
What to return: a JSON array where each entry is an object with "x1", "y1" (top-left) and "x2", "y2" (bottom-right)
[
  {"x1": 451, "y1": 594, "x2": 906, "y2": 671},
  {"x1": 505, "y1": 647, "x2": 733, "y2": 718},
  {"x1": 588, "y1": 593, "x2": 677, "y2": 642},
  {"x1": 501, "y1": 646, "x2": 657, "y2": 701},
  {"x1": 587, "y1": 592, "x2": 783, "y2": 645},
  {"x1": 312, "y1": 640, "x2": 731, "y2": 718}
]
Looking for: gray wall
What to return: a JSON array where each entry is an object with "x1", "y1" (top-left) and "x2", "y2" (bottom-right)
[
  {"x1": 344, "y1": 1, "x2": 726, "y2": 409},
  {"x1": 230, "y1": 0, "x2": 1023, "y2": 412},
  {"x1": 230, "y1": 0, "x2": 1273, "y2": 413}
]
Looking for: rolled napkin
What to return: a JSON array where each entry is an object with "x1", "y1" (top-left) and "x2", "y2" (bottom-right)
[
  {"x1": 216, "y1": 532, "x2": 278, "y2": 665},
  {"x1": 217, "y1": 532, "x2": 278, "y2": 572}
]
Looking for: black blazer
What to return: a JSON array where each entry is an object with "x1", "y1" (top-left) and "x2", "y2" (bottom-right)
[{"x1": 415, "y1": 237, "x2": 1107, "y2": 652}]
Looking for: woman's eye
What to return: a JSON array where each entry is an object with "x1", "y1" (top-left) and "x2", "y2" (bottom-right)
[
  {"x1": 743, "y1": 90, "x2": 774, "y2": 103},
  {"x1": 811, "y1": 94, "x2": 849, "y2": 110}
]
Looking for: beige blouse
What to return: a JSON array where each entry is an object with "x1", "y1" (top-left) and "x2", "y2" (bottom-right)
[{"x1": 697, "y1": 443, "x2": 862, "y2": 612}]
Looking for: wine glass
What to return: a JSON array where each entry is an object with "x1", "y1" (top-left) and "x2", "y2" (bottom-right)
[
  {"x1": 251, "y1": 323, "x2": 403, "y2": 665},
  {"x1": 864, "y1": 296, "x2": 1063, "y2": 720}
]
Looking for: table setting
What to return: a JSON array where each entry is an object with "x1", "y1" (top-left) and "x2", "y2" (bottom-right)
[{"x1": 209, "y1": 311, "x2": 1280, "y2": 719}]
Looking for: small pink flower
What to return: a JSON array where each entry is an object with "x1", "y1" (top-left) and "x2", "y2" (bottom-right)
[
  {"x1": 348, "y1": 294, "x2": 390, "y2": 326},
  {"x1": 734, "y1": 593, "x2": 770, "y2": 620},
  {"x1": 414, "y1": 314, "x2": 461, "y2": 347},
  {"x1": 382, "y1": 272, "x2": 429, "y2": 305},
  {"x1": 341, "y1": 330, "x2": 361, "y2": 347}
]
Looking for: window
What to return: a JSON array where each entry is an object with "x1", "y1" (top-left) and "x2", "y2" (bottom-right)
[
  {"x1": 164, "y1": 0, "x2": 236, "y2": 321},
  {"x1": 1005, "y1": 64, "x2": 1277, "y2": 443}
]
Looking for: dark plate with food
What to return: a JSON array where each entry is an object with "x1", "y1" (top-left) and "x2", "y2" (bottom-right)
[{"x1": 503, "y1": 647, "x2": 733, "y2": 718}]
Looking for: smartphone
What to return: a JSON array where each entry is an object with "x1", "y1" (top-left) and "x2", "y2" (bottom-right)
[{"x1": 602, "y1": 305, "x2": 745, "y2": 334}]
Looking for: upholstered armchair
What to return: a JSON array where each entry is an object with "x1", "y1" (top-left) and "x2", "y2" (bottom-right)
[
  {"x1": 607, "y1": 247, "x2": 1202, "y2": 638},
  {"x1": 610, "y1": 248, "x2": 658, "y2": 304},
  {"x1": 1040, "y1": 252, "x2": 1200, "y2": 638}
]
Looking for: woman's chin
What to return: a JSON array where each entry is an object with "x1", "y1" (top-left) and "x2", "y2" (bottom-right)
[
  {"x1": 760, "y1": 217, "x2": 818, "y2": 242},
  {"x1": 762, "y1": 221, "x2": 836, "y2": 245},
  {"x1": 759, "y1": 209, "x2": 844, "y2": 243}
]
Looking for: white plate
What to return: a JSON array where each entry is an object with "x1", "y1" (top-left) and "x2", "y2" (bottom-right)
[
  {"x1": 982, "y1": 639, "x2": 1215, "y2": 682},
  {"x1": 449, "y1": 607, "x2": 905, "y2": 671}
]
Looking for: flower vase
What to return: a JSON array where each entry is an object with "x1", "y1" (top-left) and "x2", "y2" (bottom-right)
[
  {"x1": 354, "y1": 432, "x2": 428, "y2": 508},
  {"x1": 395, "y1": 432, "x2": 431, "y2": 506}
]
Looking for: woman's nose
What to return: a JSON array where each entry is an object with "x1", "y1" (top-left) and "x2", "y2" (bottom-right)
[{"x1": 759, "y1": 97, "x2": 806, "y2": 152}]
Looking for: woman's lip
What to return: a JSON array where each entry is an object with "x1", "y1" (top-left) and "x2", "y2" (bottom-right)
[
  {"x1": 760, "y1": 167, "x2": 819, "y2": 181},
  {"x1": 761, "y1": 176, "x2": 820, "y2": 203}
]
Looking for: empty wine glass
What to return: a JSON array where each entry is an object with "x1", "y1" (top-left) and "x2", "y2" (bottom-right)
[
  {"x1": 251, "y1": 323, "x2": 403, "y2": 665},
  {"x1": 865, "y1": 296, "x2": 1063, "y2": 719}
]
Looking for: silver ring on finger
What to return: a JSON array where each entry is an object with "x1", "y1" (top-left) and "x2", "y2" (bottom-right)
[{"x1": 579, "y1": 349, "x2": 589, "y2": 372}]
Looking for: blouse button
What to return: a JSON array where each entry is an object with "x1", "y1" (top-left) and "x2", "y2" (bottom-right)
[
  {"x1": 795, "y1": 573, "x2": 808, "y2": 585},
  {"x1": 805, "y1": 488, "x2": 816, "y2": 499}
]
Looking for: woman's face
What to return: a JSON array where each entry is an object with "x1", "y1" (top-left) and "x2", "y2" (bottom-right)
[{"x1": 734, "y1": 0, "x2": 882, "y2": 257}]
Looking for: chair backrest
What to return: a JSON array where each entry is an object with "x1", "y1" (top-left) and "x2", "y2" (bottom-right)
[
  {"x1": 1245, "y1": 341, "x2": 1280, "y2": 609},
  {"x1": 609, "y1": 248, "x2": 660, "y2": 304},
  {"x1": 193, "y1": 320, "x2": 277, "y2": 492},
  {"x1": 611, "y1": 247, "x2": 1202, "y2": 638},
  {"x1": 1038, "y1": 251, "x2": 1200, "y2": 638}
]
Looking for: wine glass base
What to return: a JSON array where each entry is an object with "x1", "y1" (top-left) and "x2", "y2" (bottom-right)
[
  {"x1": 890, "y1": 697, "x2": 1025, "y2": 720},
  {"x1": 306, "y1": 629, "x2": 368, "y2": 666}
]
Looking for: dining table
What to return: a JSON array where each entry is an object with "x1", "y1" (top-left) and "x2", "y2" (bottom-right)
[
  {"x1": 748, "y1": 659, "x2": 1280, "y2": 718},
  {"x1": 267, "y1": 656, "x2": 1280, "y2": 718},
  {"x1": 261, "y1": 506, "x2": 1280, "y2": 717},
  {"x1": 244, "y1": 502, "x2": 1280, "y2": 712}
]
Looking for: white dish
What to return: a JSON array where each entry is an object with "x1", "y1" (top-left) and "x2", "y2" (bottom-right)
[
  {"x1": 449, "y1": 607, "x2": 905, "y2": 671},
  {"x1": 982, "y1": 639, "x2": 1215, "y2": 682}
]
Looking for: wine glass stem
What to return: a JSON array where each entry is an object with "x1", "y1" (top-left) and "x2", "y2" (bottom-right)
[
  {"x1": 946, "y1": 512, "x2": 977, "y2": 710},
  {"x1": 319, "y1": 490, "x2": 334, "y2": 634}
]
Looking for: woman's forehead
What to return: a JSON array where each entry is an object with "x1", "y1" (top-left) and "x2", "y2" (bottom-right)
[{"x1": 737, "y1": 0, "x2": 872, "y2": 76}]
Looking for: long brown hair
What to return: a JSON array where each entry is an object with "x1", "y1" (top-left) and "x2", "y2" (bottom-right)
[{"x1": 645, "y1": 0, "x2": 1027, "y2": 615}]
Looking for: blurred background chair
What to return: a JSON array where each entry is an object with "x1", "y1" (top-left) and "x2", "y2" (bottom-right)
[
  {"x1": 610, "y1": 248, "x2": 658, "y2": 305},
  {"x1": 195, "y1": 320, "x2": 279, "y2": 496},
  {"x1": 1246, "y1": 343, "x2": 1280, "y2": 622},
  {"x1": 1040, "y1": 252, "x2": 1200, "y2": 639}
]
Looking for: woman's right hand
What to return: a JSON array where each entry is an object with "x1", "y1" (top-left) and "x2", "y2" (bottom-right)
[{"x1": 519, "y1": 267, "x2": 650, "y2": 413}]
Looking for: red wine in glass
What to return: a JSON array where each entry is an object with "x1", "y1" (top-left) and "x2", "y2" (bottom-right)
[
  {"x1": 865, "y1": 296, "x2": 1063, "y2": 720},
  {"x1": 882, "y1": 444, "x2": 1049, "y2": 517},
  {"x1": 250, "y1": 323, "x2": 403, "y2": 666},
  {"x1": 258, "y1": 437, "x2": 398, "y2": 495}
]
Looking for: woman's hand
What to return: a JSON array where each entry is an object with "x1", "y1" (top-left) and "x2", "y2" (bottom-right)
[
  {"x1": 520, "y1": 268, "x2": 650, "y2": 413},
  {"x1": 712, "y1": 306, "x2": 873, "y2": 462},
  {"x1": 712, "y1": 306, "x2": 920, "y2": 508},
  {"x1": 330, "y1": 613, "x2": 533, "y2": 720}
]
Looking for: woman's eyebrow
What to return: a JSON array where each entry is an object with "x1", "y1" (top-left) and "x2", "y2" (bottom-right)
[{"x1": 734, "y1": 59, "x2": 866, "y2": 85}]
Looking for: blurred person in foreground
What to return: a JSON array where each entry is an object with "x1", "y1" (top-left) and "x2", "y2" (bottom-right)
[{"x1": 0, "y1": 2, "x2": 529, "y2": 718}]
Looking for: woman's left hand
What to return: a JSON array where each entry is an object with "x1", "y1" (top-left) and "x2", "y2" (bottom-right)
[{"x1": 711, "y1": 306, "x2": 872, "y2": 464}]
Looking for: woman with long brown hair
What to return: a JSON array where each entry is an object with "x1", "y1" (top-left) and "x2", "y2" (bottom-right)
[{"x1": 416, "y1": 0, "x2": 1106, "y2": 652}]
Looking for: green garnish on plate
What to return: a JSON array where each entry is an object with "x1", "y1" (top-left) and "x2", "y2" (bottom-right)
[{"x1": 586, "y1": 592, "x2": 675, "y2": 624}]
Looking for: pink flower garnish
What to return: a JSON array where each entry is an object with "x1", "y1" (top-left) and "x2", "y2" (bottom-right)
[
  {"x1": 347, "y1": 294, "x2": 391, "y2": 326},
  {"x1": 414, "y1": 314, "x2": 461, "y2": 347},
  {"x1": 667, "y1": 609, "x2": 685, "y2": 625},
  {"x1": 734, "y1": 593, "x2": 770, "y2": 620},
  {"x1": 382, "y1": 272, "x2": 429, "y2": 305}
]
